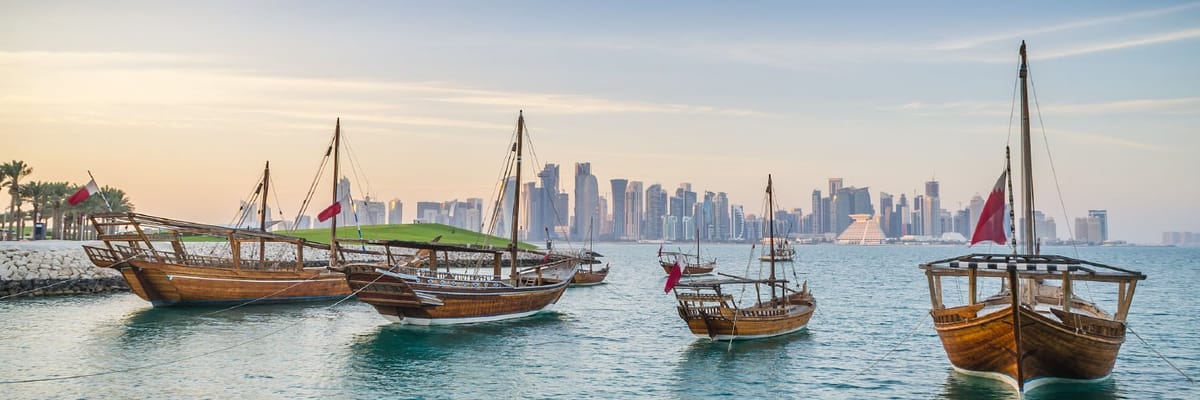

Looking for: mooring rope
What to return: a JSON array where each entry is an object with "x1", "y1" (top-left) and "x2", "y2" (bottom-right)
[
  {"x1": 1128, "y1": 325, "x2": 1195, "y2": 384},
  {"x1": 849, "y1": 312, "x2": 930, "y2": 380}
]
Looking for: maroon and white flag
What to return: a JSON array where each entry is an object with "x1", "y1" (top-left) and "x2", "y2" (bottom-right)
[
  {"x1": 317, "y1": 196, "x2": 348, "y2": 222},
  {"x1": 664, "y1": 256, "x2": 683, "y2": 293},
  {"x1": 970, "y1": 171, "x2": 1008, "y2": 246},
  {"x1": 67, "y1": 179, "x2": 100, "y2": 206}
]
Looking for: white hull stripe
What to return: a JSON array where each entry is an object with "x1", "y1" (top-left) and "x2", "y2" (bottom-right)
[
  {"x1": 950, "y1": 365, "x2": 1111, "y2": 393},
  {"x1": 166, "y1": 274, "x2": 343, "y2": 284}
]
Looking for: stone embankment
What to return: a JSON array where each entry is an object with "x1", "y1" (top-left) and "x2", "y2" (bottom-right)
[{"x1": 0, "y1": 241, "x2": 128, "y2": 298}]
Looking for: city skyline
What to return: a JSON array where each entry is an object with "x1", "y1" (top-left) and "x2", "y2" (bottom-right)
[{"x1": 3, "y1": 1, "x2": 1197, "y2": 243}]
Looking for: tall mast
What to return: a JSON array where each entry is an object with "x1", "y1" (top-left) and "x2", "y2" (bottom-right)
[
  {"x1": 509, "y1": 111, "x2": 524, "y2": 283},
  {"x1": 259, "y1": 161, "x2": 269, "y2": 266},
  {"x1": 767, "y1": 174, "x2": 777, "y2": 299},
  {"x1": 1018, "y1": 41, "x2": 1036, "y2": 254},
  {"x1": 330, "y1": 119, "x2": 341, "y2": 267},
  {"x1": 260, "y1": 161, "x2": 270, "y2": 232}
]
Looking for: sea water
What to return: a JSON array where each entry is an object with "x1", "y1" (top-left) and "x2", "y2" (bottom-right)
[{"x1": 1, "y1": 244, "x2": 1196, "y2": 399}]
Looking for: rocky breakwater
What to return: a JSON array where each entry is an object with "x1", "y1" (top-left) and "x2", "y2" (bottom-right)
[{"x1": 0, "y1": 241, "x2": 128, "y2": 298}]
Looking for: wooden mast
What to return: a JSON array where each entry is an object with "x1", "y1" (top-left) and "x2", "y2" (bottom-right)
[
  {"x1": 1013, "y1": 40, "x2": 1033, "y2": 392},
  {"x1": 330, "y1": 119, "x2": 341, "y2": 268},
  {"x1": 1019, "y1": 41, "x2": 1035, "y2": 255},
  {"x1": 767, "y1": 174, "x2": 776, "y2": 300},
  {"x1": 259, "y1": 161, "x2": 269, "y2": 266},
  {"x1": 509, "y1": 111, "x2": 524, "y2": 284}
]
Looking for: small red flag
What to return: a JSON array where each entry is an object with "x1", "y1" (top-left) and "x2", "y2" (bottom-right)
[
  {"x1": 971, "y1": 171, "x2": 1008, "y2": 246},
  {"x1": 68, "y1": 179, "x2": 99, "y2": 206},
  {"x1": 317, "y1": 197, "x2": 346, "y2": 222},
  {"x1": 664, "y1": 259, "x2": 682, "y2": 293}
]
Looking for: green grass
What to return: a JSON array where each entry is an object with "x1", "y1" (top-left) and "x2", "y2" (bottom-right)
[{"x1": 180, "y1": 223, "x2": 533, "y2": 249}]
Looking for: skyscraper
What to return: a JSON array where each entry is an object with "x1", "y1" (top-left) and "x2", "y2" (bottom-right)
[
  {"x1": 731, "y1": 205, "x2": 745, "y2": 241},
  {"x1": 625, "y1": 181, "x2": 644, "y2": 240},
  {"x1": 715, "y1": 192, "x2": 730, "y2": 241},
  {"x1": 879, "y1": 192, "x2": 894, "y2": 238},
  {"x1": 645, "y1": 184, "x2": 668, "y2": 240},
  {"x1": 831, "y1": 186, "x2": 873, "y2": 235},
  {"x1": 810, "y1": 190, "x2": 823, "y2": 234},
  {"x1": 1088, "y1": 209, "x2": 1108, "y2": 242},
  {"x1": 572, "y1": 162, "x2": 599, "y2": 240},
  {"x1": 387, "y1": 199, "x2": 404, "y2": 225},
  {"x1": 923, "y1": 180, "x2": 942, "y2": 237},
  {"x1": 610, "y1": 179, "x2": 629, "y2": 240}
]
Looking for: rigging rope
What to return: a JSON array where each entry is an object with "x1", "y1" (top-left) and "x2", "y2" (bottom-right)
[{"x1": 849, "y1": 313, "x2": 931, "y2": 380}]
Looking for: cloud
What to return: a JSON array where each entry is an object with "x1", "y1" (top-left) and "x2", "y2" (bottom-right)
[
  {"x1": 932, "y1": 2, "x2": 1200, "y2": 51},
  {"x1": 888, "y1": 97, "x2": 1200, "y2": 117},
  {"x1": 1037, "y1": 28, "x2": 1200, "y2": 60},
  {"x1": 1055, "y1": 130, "x2": 1179, "y2": 153}
]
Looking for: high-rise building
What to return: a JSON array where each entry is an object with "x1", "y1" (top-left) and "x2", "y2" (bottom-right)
[
  {"x1": 897, "y1": 194, "x2": 910, "y2": 236},
  {"x1": 879, "y1": 192, "x2": 894, "y2": 238},
  {"x1": 968, "y1": 194, "x2": 985, "y2": 237},
  {"x1": 715, "y1": 192, "x2": 730, "y2": 241},
  {"x1": 1088, "y1": 210, "x2": 1108, "y2": 242},
  {"x1": 923, "y1": 180, "x2": 942, "y2": 237},
  {"x1": 645, "y1": 184, "x2": 668, "y2": 240},
  {"x1": 810, "y1": 190, "x2": 823, "y2": 234},
  {"x1": 493, "y1": 177, "x2": 516, "y2": 236},
  {"x1": 572, "y1": 162, "x2": 599, "y2": 240},
  {"x1": 731, "y1": 205, "x2": 745, "y2": 241},
  {"x1": 1075, "y1": 217, "x2": 1103, "y2": 245},
  {"x1": 387, "y1": 199, "x2": 404, "y2": 225},
  {"x1": 597, "y1": 195, "x2": 609, "y2": 239},
  {"x1": 828, "y1": 178, "x2": 843, "y2": 196},
  {"x1": 831, "y1": 186, "x2": 873, "y2": 235},
  {"x1": 415, "y1": 201, "x2": 442, "y2": 224},
  {"x1": 610, "y1": 179, "x2": 629, "y2": 240},
  {"x1": 625, "y1": 181, "x2": 644, "y2": 240}
]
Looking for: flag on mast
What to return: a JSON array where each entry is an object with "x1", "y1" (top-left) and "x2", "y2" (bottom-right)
[
  {"x1": 970, "y1": 171, "x2": 1008, "y2": 246},
  {"x1": 317, "y1": 196, "x2": 348, "y2": 222},
  {"x1": 67, "y1": 179, "x2": 100, "y2": 206}
]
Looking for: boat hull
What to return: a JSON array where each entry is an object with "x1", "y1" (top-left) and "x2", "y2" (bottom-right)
[
  {"x1": 112, "y1": 262, "x2": 350, "y2": 307},
  {"x1": 571, "y1": 266, "x2": 609, "y2": 286},
  {"x1": 660, "y1": 261, "x2": 715, "y2": 276},
  {"x1": 677, "y1": 293, "x2": 815, "y2": 341},
  {"x1": 345, "y1": 262, "x2": 575, "y2": 325},
  {"x1": 932, "y1": 304, "x2": 1125, "y2": 391}
]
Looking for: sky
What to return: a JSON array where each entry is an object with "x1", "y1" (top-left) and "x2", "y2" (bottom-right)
[{"x1": 1, "y1": 1, "x2": 1197, "y2": 244}]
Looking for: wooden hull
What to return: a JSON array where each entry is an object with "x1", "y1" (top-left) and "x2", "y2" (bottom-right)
[
  {"x1": 111, "y1": 261, "x2": 350, "y2": 307},
  {"x1": 571, "y1": 266, "x2": 609, "y2": 286},
  {"x1": 344, "y1": 262, "x2": 575, "y2": 325},
  {"x1": 932, "y1": 304, "x2": 1125, "y2": 391},
  {"x1": 677, "y1": 292, "x2": 815, "y2": 340},
  {"x1": 660, "y1": 260, "x2": 715, "y2": 276}
]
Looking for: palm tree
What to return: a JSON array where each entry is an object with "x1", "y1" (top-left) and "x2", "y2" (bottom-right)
[
  {"x1": 1, "y1": 161, "x2": 33, "y2": 239},
  {"x1": 0, "y1": 173, "x2": 9, "y2": 240},
  {"x1": 42, "y1": 182, "x2": 72, "y2": 239},
  {"x1": 19, "y1": 181, "x2": 50, "y2": 238}
]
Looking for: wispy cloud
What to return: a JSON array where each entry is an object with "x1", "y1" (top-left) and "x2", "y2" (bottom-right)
[
  {"x1": 1038, "y1": 28, "x2": 1200, "y2": 60},
  {"x1": 932, "y1": 2, "x2": 1200, "y2": 51},
  {"x1": 888, "y1": 97, "x2": 1200, "y2": 116},
  {"x1": 0, "y1": 50, "x2": 769, "y2": 121}
]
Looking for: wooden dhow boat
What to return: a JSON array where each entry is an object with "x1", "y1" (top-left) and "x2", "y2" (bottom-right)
[
  {"x1": 335, "y1": 111, "x2": 578, "y2": 325},
  {"x1": 671, "y1": 175, "x2": 815, "y2": 340},
  {"x1": 758, "y1": 236, "x2": 795, "y2": 262},
  {"x1": 83, "y1": 212, "x2": 349, "y2": 306},
  {"x1": 919, "y1": 42, "x2": 1146, "y2": 393},
  {"x1": 658, "y1": 228, "x2": 716, "y2": 276},
  {"x1": 82, "y1": 120, "x2": 365, "y2": 306}
]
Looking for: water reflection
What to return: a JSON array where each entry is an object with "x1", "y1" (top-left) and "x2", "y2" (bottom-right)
[
  {"x1": 938, "y1": 370, "x2": 1120, "y2": 400},
  {"x1": 670, "y1": 331, "x2": 815, "y2": 398}
]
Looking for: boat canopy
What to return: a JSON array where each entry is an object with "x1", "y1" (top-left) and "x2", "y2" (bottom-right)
[{"x1": 920, "y1": 253, "x2": 1145, "y2": 282}]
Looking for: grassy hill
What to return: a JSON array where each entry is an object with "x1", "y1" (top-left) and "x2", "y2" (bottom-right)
[{"x1": 181, "y1": 223, "x2": 534, "y2": 249}]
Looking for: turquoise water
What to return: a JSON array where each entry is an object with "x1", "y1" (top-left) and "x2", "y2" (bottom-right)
[{"x1": 1, "y1": 244, "x2": 1196, "y2": 399}]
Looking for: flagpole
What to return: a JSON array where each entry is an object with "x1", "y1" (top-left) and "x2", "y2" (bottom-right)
[{"x1": 87, "y1": 170, "x2": 113, "y2": 212}]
